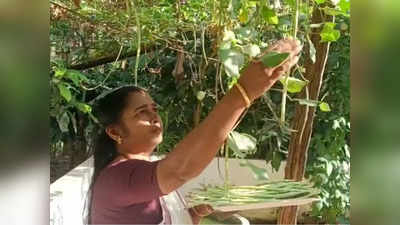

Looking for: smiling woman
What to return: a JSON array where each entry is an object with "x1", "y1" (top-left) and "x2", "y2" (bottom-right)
[
  {"x1": 85, "y1": 85, "x2": 212, "y2": 225},
  {"x1": 84, "y1": 38, "x2": 301, "y2": 225}
]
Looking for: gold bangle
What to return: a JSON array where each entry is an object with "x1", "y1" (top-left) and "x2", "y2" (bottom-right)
[{"x1": 235, "y1": 83, "x2": 251, "y2": 108}]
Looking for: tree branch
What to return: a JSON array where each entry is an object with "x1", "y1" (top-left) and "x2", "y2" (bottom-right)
[{"x1": 67, "y1": 47, "x2": 153, "y2": 70}]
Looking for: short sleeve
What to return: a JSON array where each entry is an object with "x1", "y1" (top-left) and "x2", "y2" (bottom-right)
[{"x1": 102, "y1": 159, "x2": 166, "y2": 206}]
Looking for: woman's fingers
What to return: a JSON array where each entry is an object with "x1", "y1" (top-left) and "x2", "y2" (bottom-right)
[
  {"x1": 269, "y1": 55, "x2": 299, "y2": 80},
  {"x1": 290, "y1": 55, "x2": 300, "y2": 67},
  {"x1": 192, "y1": 204, "x2": 214, "y2": 217}
]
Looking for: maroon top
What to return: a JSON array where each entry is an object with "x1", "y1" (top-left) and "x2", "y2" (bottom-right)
[{"x1": 90, "y1": 159, "x2": 167, "y2": 224}]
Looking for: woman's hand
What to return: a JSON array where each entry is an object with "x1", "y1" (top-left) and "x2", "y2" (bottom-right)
[
  {"x1": 188, "y1": 204, "x2": 214, "y2": 224},
  {"x1": 238, "y1": 37, "x2": 302, "y2": 102}
]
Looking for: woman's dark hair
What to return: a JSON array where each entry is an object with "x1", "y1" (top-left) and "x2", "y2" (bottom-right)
[{"x1": 83, "y1": 85, "x2": 147, "y2": 225}]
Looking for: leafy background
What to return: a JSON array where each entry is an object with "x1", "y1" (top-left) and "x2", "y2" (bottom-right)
[{"x1": 50, "y1": 0, "x2": 350, "y2": 223}]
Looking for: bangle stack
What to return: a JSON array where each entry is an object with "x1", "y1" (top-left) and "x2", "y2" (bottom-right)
[{"x1": 235, "y1": 83, "x2": 251, "y2": 108}]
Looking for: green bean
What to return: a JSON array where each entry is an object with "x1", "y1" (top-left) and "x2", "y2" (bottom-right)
[{"x1": 187, "y1": 180, "x2": 319, "y2": 207}]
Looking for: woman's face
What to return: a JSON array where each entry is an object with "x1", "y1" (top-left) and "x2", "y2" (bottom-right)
[{"x1": 116, "y1": 91, "x2": 163, "y2": 152}]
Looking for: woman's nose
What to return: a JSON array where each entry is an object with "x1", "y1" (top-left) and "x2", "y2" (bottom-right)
[{"x1": 150, "y1": 112, "x2": 160, "y2": 125}]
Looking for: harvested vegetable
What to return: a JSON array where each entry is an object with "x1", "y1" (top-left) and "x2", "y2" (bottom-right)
[
  {"x1": 260, "y1": 52, "x2": 290, "y2": 68},
  {"x1": 187, "y1": 180, "x2": 319, "y2": 208}
]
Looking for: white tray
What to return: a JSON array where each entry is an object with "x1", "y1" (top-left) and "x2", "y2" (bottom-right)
[{"x1": 213, "y1": 198, "x2": 319, "y2": 212}]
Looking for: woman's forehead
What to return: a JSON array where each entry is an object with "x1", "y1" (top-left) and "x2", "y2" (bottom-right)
[{"x1": 126, "y1": 91, "x2": 155, "y2": 110}]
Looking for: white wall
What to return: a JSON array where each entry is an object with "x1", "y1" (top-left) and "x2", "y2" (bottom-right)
[{"x1": 50, "y1": 156, "x2": 313, "y2": 225}]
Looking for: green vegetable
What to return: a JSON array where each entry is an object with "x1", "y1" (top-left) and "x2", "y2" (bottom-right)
[
  {"x1": 187, "y1": 180, "x2": 320, "y2": 207},
  {"x1": 260, "y1": 52, "x2": 290, "y2": 68}
]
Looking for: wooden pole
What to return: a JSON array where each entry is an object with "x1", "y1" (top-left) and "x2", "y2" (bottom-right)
[{"x1": 277, "y1": 6, "x2": 334, "y2": 224}]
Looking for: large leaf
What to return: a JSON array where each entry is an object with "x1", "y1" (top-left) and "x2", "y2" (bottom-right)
[
  {"x1": 339, "y1": 0, "x2": 350, "y2": 13},
  {"x1": 57, "y1": 112, "x2": 70, "y2": 133},
  {"x1": 57, "y1": 83, "x2": 72, "y2": 102},
  {"x1": 261, "y1": 6, "x2": 279, "y2": 25},
  {"x1": 65, "y1": 70, "x2": 89, "y2": 86},
  {"x1": 222, "y1": 30, "x2": 236, "y2": 42},
  {"x1": 261, "y1": 51, "x2": 290, "y2": 68},
  {"x1": 240, "y1": 160, "x2": 269, "y2": 181},
  {"x1": 308, "y1": 36, "x2": 316, "y2": 64},
  {"x1": 320, "y1": 22, "x2": 341, "y2": 42},
  {"x1": 68, "y1": 112, "x2": 78, "y2": 134},
  {"x1": 314, "y1": 0, "x2": 326, "y2": 4},
  {"x1": 219, "y1": 49, "x2": 245, "y2": 77},
  {"x1": 243, "y1": 44, "x2": 260, "y2": 58},
  {"x1": 279, "y1": 77, "x2": 308, "y2": 93},
  {"x1": 75, "y1": 102, "x2": 92, "y2": 113},
  {"x1": 235, "y1": 27, "x2": 254, "y2": 41},
  {"x1": 227, "y1": 131, "x2": 257, "y2": 158},
  {"x1": 238, "y1": 8, "x2": 249, "y2": 23},
  {"x1": 271, "y1": 151, "x2": 283, "y2": 172},
  {"x1": 54, "y1": 68, "x2": 67, "y2": 78},
  {"x1": 284, "y1": 0, "x2": 296, "y2": 8},
  {"x1": 326, "y1": 162, "x2": 333, "y2": 176}
]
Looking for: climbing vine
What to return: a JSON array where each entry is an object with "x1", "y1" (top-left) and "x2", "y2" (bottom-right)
[{"x1": 50, "y1": 0, "x2": 350, "y2": 223}]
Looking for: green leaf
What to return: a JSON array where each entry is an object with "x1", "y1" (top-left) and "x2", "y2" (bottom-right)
[
  {"x1": 75, "y1": 102, "x2": 92, "y2": 113},
  {"x1": 235, "y1": 27, "x2": 255, "y2": 41},
  {"x1": 240, "y1": 160, "x2": 269, "y2": 180},
  {"x1": 326, "y1": 162, "x2": 333, "y2": 176},
  {"x1": 57, "y1": 83, "x2": 72, "y2": 102},
  {"x1": 323, "y1": 7, "x2": 346, "y2": 16},
  {"x1": 261, "y1": 6, "x2": 279, "y2": 25},
  {"x1": 55, "y1": 68, "x2": 67, "y2": 78},
  {"x1": 57, "y1": 112, "x2": 70, "y2": 133},
  {"x1": 331, "y1": 0, "x2": 340, "y2": 5},
  {"x1": 243, "y1": 44, "x2": 260, "y2": 58},
  {"x1": 320, "y1": 22, "x2": 341, "y2": 42},
  {"x1": 307, "y1": 36, "x2": 316, "y2": 64},
  {"x1": 314, "y1": 201, "x2": 323, "y2": 211},
  {"x1": 339, "y1": 0, "x2": 350, "y2": 13},
  {"x1": 260, "y1": 51, "x2": 290, "y2": 68},
  {"x1": 319, "y1": 102, "x2": 331, "y2": 112},
  {"x1": 227, "y1": 131, "x2": 257, "y2": 158},
  {"x1": 219, "y1": 41, "x2": 231, "y2": 50},
  {"x1": 271, "y1": 151, "x2": 282, "y2": 172},
  {"x1": 238, "y1": 8, "x2": 249, "y2": 23},
  {"x1": 219, "y1": 49, "x2": 245, "y2": 77},
  {"x1": 196, "y1": 91, "x2": 206, "y2": 101},
  {"x1": 279, "y1": 77, "x2": 308, "y2": 93},
  {"x1": 284, "y1": 0, "x2": 296, "y2": 8},
  {"x1": 65, "y1": 70, "x2": 89, "y2": 86},
  {"x1": 222, "y1": 30, "x2": 236, "y2": 42},
  {"x1": 68, "y1": 112, "x2": 77, "y2": 134},
  {"x1": 314, "y1": 0, "x2": 326, "y2": 4}
]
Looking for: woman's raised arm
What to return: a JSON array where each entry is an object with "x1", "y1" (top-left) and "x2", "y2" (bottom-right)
[{"x1": 157, "y1": 38, "x2": 302, "y2": 194}]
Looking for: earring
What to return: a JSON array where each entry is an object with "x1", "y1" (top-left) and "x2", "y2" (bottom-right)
[{"x1": 117, "y1": 136, "x2": 123, "y2": 144}]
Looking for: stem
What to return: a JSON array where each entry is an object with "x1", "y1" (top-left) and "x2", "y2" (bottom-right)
[
  {"x1": 280, "y1": 0, "x2": 300, "y2": 125},
  {"x1": 201, "y1": 25, "x2": 208, "y2": 66},
  {"x1": 224, "y1": 141, "x2": 230, "y2": 192},
  {"x1": 133, "y1": 0, "x2": 141, "y2": 85}
]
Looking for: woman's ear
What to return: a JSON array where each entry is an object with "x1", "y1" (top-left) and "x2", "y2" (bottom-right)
[{"x1": 105, "y1": 125, "x2": 122, "y2": 144}]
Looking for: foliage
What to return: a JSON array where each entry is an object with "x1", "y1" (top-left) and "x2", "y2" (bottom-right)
[
  {"x1": 50, "y1": 0, "x2": 350, "y2": 222},
  {"x1": 306, "y1": 27, "x2": 350, "y2": 223}
]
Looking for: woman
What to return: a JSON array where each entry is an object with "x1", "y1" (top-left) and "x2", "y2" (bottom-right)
[{"x1": 87, "y1": 38, "x2": 301, "y2": 224}]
